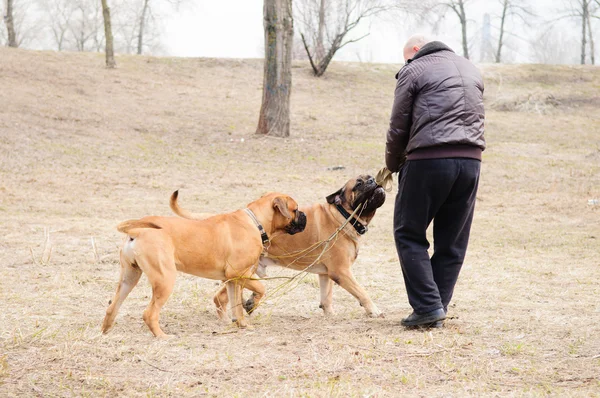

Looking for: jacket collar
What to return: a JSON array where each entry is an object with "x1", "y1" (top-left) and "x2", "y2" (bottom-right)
[
  {"x1": 395, "y1": 41, "x2": 454, "y2": 78},
  {"x1": 410, "y1": 41, "x2": 454, "y2": 62}
]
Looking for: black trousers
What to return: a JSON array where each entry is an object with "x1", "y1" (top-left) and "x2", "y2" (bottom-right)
[{"x1": 393, "y1": 158, "x2": 480, "y2": 314}]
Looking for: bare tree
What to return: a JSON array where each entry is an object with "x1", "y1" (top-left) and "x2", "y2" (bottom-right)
[
  {"x1": 133, "y1": 0, "x2": 185, "y2": 55},
  {"x1": 557, "y1": 0, "x2": 597, "y2": 64},
  {"x1": 529, "y1": 26, "x2": 577, "y2": 64},
  {"x1": 423, "y1": 0, "x2": 473, "y2": 59},
  {"x1": 257, "y1": 0, "x2": 294, "y2": 137},
  {"x1": 41, "y1": 0, "x2": 75, "y2": 50},
  {"x1": 72, "y1": 0, "x2": 103, "y2": 51},
  {"x1": 36, "y1": 0, "x2": 104, "y2": 52},
  {"x1": 296, "y1": 0, "x2": 407, "y2": 76},
  {"x1": 101, "y1": 0, "x2": 116, "y2": 67},
  {"x1": 5, "y1": 0, "x2": 18, "y2": 47},
  {"x1": 581, "y1": 0, "x2": 588, "y2": 64},
  {"x1": 137, "y1": 0, "x2": 149, "y2": 54},
  {"x1": 585, "y1": 1, "x2": 596, "y2": 63},
  {"x1": 107, "y1": 0, "x2": 142, "y2": 53},
  {"x1": 494, "y1": 0, "x2": 534, "y2": 63},
  {"x1": 2, "y1": 0, "x2": 40, "y2": 47}
]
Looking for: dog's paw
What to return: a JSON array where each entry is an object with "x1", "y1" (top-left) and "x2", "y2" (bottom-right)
[
  {"x1": 320, "y1": 305, "x2": 336, "y2": 317},
  {"x1": 234, "y1": 319, "x2": 248, "y2": 329},
  {"x1": 367, "y1": 308, "x2": 384, "y2": 318},
  {"x1": 157, "y1": 333, "x2": 176, "y2": 340}
]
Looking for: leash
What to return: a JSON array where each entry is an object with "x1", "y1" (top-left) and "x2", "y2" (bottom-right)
[
  {"x1": 243, "y1": 208, "x2": 269, "y2": 246},
  {"x1": 229, "y1": 204, "x2": 366, "y2": 314}
]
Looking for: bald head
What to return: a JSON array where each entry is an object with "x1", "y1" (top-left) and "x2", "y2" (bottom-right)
[{"x1": 403, "y1": 35, "x2": 431, "y2": 62}]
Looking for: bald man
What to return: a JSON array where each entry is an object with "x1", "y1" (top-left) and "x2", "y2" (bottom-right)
[{"x1": 386, "y1": 36, "x2": 486, "y2": 328}]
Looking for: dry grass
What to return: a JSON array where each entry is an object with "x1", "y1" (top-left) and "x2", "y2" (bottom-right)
[{"x1": 1, "y1": 48, "x2": 599, "y2": 397}]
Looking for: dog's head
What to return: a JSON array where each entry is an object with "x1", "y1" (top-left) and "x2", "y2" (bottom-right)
[
  {"x1": 255, "y1": 193, "x2": 307, "y2": 235},
  {"x1": 326, "y1": 175, "x2": 386, "y2": 222}
]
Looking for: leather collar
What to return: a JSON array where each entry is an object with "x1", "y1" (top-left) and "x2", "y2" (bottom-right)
[
  {"x1": 244, "y1": 208, "x2": 269, "y2": 245},
  {"x1": 334, "y1": 204, "x2": 368, "y2": 235}
]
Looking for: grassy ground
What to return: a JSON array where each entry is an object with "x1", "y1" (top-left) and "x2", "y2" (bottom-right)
[{"x1": 0, "y1": 48, "x2": 599, "y2": 397}]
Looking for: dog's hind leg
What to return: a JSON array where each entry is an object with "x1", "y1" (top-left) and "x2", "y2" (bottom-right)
[
  {"x1": 213, "y1": 285, "x2": 230, "y2": 322},
  {"x1": 140, "y1": 256, "x2": 177, "y2": 339},
  {"x1": 101, "y1": 250, "x2": 142, "y2": 334}
]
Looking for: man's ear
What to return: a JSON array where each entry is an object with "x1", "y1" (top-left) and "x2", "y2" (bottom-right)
[
  {"x1": 326, "y1": 187, "x2": 344, "y2": 205},
  {"x1": 273, "y1": 197, "x2": 291, "y2": 219}
]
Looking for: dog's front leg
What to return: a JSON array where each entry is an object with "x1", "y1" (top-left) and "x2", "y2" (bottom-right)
[
  {"x1": 331, "y1": 271, "x2": 383, "y2": 318},
  {"x1": 226, "y1": 281, "x2": 247, "y2": 328},
  {"x1": 318, "y1": 274, "x2": 335, "y2": 316}
]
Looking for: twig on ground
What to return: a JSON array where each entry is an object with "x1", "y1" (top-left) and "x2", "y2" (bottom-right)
[
  {"x1": 91, "y1": 237, "x2": 100, "y2": 263},
  {"x1": 29, "y1": 227, "x2": 53, "y2": 266},
  {"x1": 136, "y1": 356, "x2": 173, "y2": 373}
]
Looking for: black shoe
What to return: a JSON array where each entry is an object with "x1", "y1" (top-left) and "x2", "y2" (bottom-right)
[
  {"x1": 431, "y1": 320, "x2": 444, "y2": 328},
  {"x1": 401, "y1": 308, "x2": 446, "y2": 327}
]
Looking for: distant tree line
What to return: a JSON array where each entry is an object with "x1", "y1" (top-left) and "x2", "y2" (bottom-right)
[
  {"x1": 2, "y1": 0, "x2": 599, "y2": 67},
  {"x1": 1, "y1": 0, "x2": 185, "y2": 55}
]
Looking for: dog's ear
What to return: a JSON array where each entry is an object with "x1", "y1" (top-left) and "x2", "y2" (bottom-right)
[
  {"x1": 273, "y1": 197, "x2": 292, "y2": 219},
  {"x1": 326, "y1": 187, "x2": 344, "y2": 205}
]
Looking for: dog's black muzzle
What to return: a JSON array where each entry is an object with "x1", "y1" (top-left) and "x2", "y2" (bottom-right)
[
  {"x1": 352, "y1": 177, "x2": 386, "y2": 213},
  {"x1": 285, "y1": 210, "x2": 307, "y2": 235},
  {"x1": 361, "y1": 186, "x2": 386, "y2": 213}
]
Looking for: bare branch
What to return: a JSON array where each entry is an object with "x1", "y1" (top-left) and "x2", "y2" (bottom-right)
[
  {"x1": 295, "y1": 0, "x2": 409, "y2": 76},
  {"x1": 339, "y1": 32, "x2": 369, "y2": 49},
  {"x1": 300, "y1": 32, "x2": 320, "y2": 75}
]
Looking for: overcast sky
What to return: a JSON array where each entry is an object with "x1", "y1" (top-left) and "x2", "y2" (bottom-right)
[{"x1": 161, "y1": 0, "x2": 581, "y2": 64}]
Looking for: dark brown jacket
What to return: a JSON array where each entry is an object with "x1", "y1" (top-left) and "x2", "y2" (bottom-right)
[{"x1": 385, "y1": 41, "x2": 486, "y2": 172}]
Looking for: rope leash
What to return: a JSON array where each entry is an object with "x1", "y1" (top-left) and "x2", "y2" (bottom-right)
[
  {"x1": 219, "y1": 203, "x2": 366, "y2": 312},
  {"x1": 219, "y1": 168, "x2": 390, "y2": 313}
]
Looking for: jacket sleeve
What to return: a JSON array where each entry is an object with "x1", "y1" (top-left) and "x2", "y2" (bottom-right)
[{"x1": 385, "y1": 69, "x2": 414, "y2": 173}]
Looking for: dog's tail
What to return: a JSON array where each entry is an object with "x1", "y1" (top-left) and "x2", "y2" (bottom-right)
[
  {"x1": 117, "y1": 219, "x2": 162, "y2": 234},
  {"x1": 169, "y1": 190, "x2": 213, "y2": 220}
]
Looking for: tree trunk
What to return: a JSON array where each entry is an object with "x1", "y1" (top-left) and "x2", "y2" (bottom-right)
[
  {"x1": 458, "y1": 0, "x2": 469, "y2": 59},
  {"x1": 581, "y1": 0, "x2": 587, "y2": 64},
  {"x1": 5, "y1": 0, "x2": 18, "y2": 48},
  {"x1": 101, "y1": 0, "x2": 116, "y2": 68},
  {"x1": 316, "y1": 0, "x2": 326, "y2": 61},
  {"x1": 586, "y1": 3, "x2": 595, "y2": 65},
  {"x1": 495, "y1": 0, "x2": 508, "y2": 63},
  {"x1": 137, "y1": 0, "x2": 150, "y2": 55},
  {"x1": 257, "y1": 0, "x2": 294, "y2": 137}
]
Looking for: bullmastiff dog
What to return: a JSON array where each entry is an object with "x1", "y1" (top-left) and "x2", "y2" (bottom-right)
[
  {"x1": 170, "y1": 175, "x2": 386, "y2": 318},
  {"x1": 101, "y1": 192, "x2": 306, "y2": 338}
]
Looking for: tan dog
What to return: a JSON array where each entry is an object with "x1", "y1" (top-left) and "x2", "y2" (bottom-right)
[
  {"x1": 170, "y1": 175, "x2": 386, "y2": 318},
  {"x1": 101, "y1": 192, "x2": 306, "y2": 338}
]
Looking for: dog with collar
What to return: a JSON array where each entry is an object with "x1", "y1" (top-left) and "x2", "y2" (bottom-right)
[
  {"x1": 170, "y1": 175, "x2": 386, "y2": 318},
  {"x1": 101, "y1": 192, "x2": 306, "y2": 338}
]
